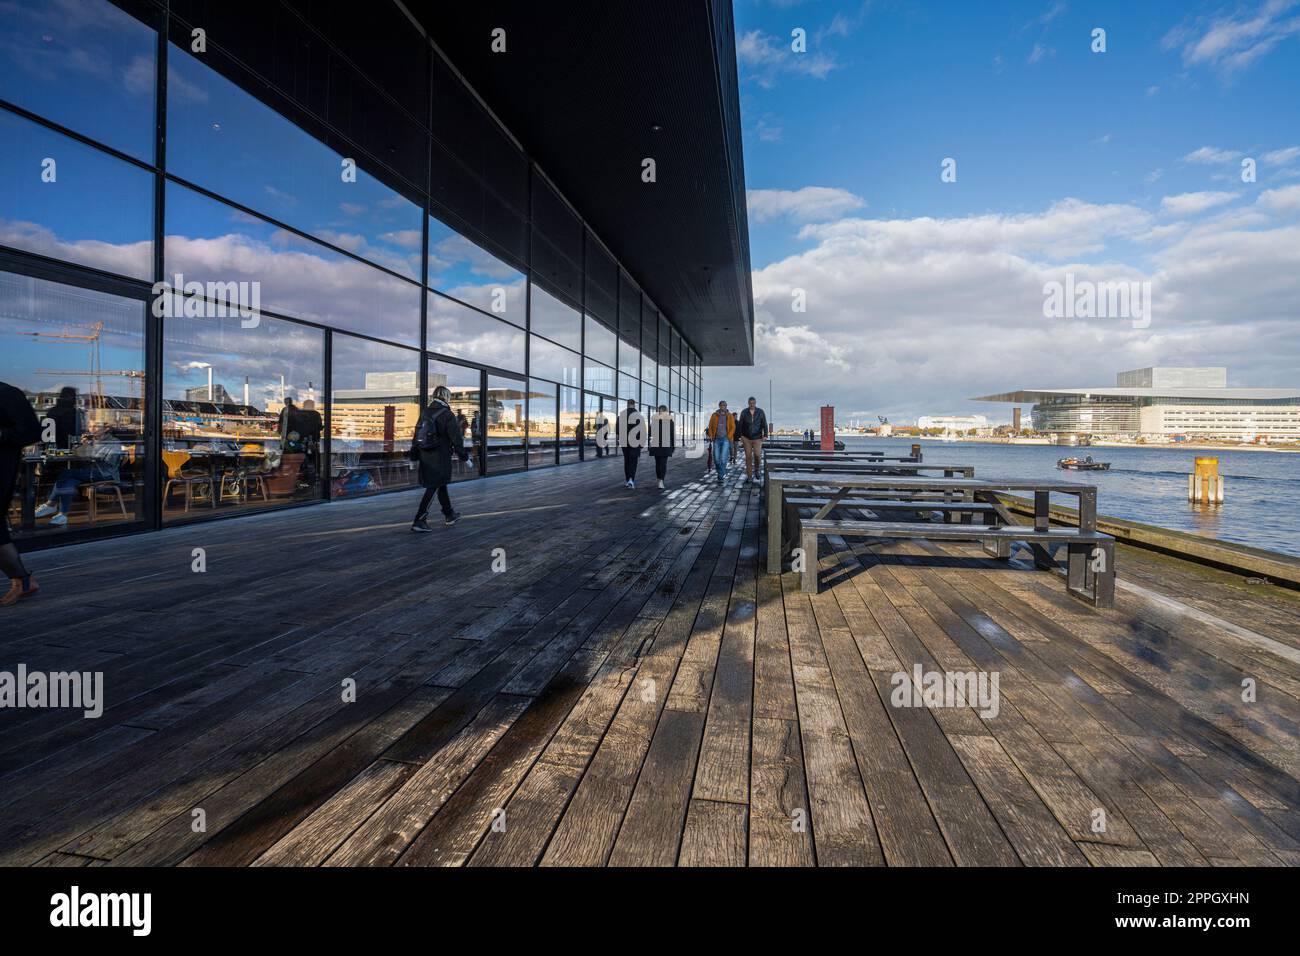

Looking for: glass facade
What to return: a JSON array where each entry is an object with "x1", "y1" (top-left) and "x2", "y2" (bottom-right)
[{"x1": 0, "y1": 0, "x2": 703, "y2": 550}]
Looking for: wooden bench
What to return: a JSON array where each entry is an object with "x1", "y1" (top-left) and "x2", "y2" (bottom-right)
[
  {"x1": 786, "y1": 496, "x2": 1001, "y2": 523},
  {"x1": 798, "y1": 518, "x2": 1115, "y2": 606}
]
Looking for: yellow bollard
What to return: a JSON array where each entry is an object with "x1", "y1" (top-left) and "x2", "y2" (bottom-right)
[{"x1": 1188, "y1": 457, "x2": 1224, "y2": 504}]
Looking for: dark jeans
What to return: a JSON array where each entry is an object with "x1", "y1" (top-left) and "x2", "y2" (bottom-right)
[
  {"x1": 622, "y1": 447, "x2": 640, "y2": 481},
  {"x1": 0, "y1": 452, "x2": 17, "y2": 546},
  {"x1": 51, "y1": 465, "x2": 118, "y2": 514},
  {"x1": 654, "y1": 456, "x2": 668, "y2": 480},
  {"x1": 415, "y1": 484, "x2": 452, "y2": 521}
]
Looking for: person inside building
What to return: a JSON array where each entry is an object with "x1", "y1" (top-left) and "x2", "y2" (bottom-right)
[
  {"x1": 297, "y1": 398, "x2": 324, "y2": 485},
  {"x1": 1, "y1": 379, "x2": 42, "y2": 605},
  {"x1": 706, "y1": 399, "x2": 734, "y2": 482},
  {"x1": 410, "y1": 385, "x2": 471, "y2": 531},
  {"x1": 43, "y1": 387, "x2": 83, "y2": 450},
  {"x1": 593, "y1": 409, "x2": 608, "y2": 458},
  {"x1": 648, "y1": 403, "x2": 675, "y2": 490},
  {"x1": 617, "y1": 398, "x2": 644, "y2": 489},
  {"x1": 34, "y1": 423, "x2": 124, "y2": 527},
  {"x1": 736, "y1": 395, "x2": 768, "y2": 484}
]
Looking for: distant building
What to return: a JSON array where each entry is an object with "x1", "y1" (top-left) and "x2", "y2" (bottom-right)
[
  {"x1": 184, "y1": 383, "x2": 235, "y2": 405},
  {"x1": 973, "y1": 367, "x2": 1300, "y2": 439},
  {"x1": 918, "y1": 414, "x2": 989, "y2": 434}
]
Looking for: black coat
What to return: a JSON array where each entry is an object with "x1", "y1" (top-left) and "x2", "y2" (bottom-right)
[
  {"x1": 0, "y1": 382, "x2": 42, "y2": 452},
  {"x1": 648, "y1": 415, "x2": 675, "y2": 458},
  {"x1": 737, "y1": 406, "x2": 768, "y2": 440},
  {"x1": 413, "y1": 400, "x2": 467, "y2": 489},
  {"x1": 44, "y1": 398, "x2": 81, "y2": 448}
]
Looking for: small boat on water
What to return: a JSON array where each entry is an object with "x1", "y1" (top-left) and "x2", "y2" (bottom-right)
[{"x1": 1057, "y1": 455, "x2": 1110, "y2": 471}]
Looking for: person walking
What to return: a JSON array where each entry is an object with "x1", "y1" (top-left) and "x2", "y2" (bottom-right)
[
  {"x1": 593, "y1": 410, "x2": 608, "y2": 458},
  {"x1": 648, "y1": 404, "x2": 675, "y2": 490},
  {"x1": 706, "y1": 400, "x2": 734, "y2": 482},
  {"x1": 736, "y1": 395, "x2": 768, "y2": 484},
  {"x1": 617, "y1": 399, "x2": 644, "y2": 488},
  {"x1": 0, "y1": 380, "x2": 42, "y2": 606},
  {"x1": 410, "y1": 385, "x2": 471, "y2": 531}
]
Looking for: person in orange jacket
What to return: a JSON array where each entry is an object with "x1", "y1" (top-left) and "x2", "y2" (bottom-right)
[{"x1": 706, "y1": 400, "x2": 735, "y2": 482}]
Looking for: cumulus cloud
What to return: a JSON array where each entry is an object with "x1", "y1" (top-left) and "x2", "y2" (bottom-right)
[
  {"x1": 1160, "y1": 191, "x2": 1239, "y2": 215},
  {"x1": 705, "y1": 194, "x2": 1300, "y2": 425},
  {"x1": 747, "y1": 187, "x2": 866, "y2": 223},
  {"x1": 1182, "y1": 146, "x2": 1242, "y2": 164}
]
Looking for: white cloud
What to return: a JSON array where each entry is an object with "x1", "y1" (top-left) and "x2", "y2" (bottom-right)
[
  {"x1": 1163, "y1": 0, "x2": 1300, "y2": 74},
  {"x1": 705, "y1": 194, "x2": 1300, "y2": 425},
  {"x1": 747, "y1": 187, "x2": 866, "y2": 224},
  {"x1": 1257, "y1": 183, "x2": 1300, "y2": 213},
  {"x1": 1182, "y1": 146, "x2": 1242, "y2": 164},
  {"x1": 1027, "y1": 43, "x2": 1055, "y2": 64},
  {"x1": 1160, "y1": 191, "x2": 1239, "y2": 215},
  {"x1": 736, "y1": 30, "x2": 840, "y2": 88},
  {"x1": 1262, "y1": 145, "x2": 1300, "y2": 165}
]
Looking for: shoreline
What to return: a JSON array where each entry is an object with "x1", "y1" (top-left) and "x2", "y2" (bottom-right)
[{"x1": 795, "y1": 435, "x2": 1300, "y2": 454}]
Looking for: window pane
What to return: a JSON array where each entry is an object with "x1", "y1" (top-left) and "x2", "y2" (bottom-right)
[
  {"x1": 0, "y1": 270, "x2": 146, "y2": 539},
  {"x1": 166, "y1": 46, "x2": 423, "y2": 280},
  {"x1": 0, "y1": 109, "x2": 153, "y2": 280},
  {"x1": 618, "y1": 372, "x2": 638, "y2": 405},
  {"x1": 0, "y1": 0, "x2": 156, "y2": 160},
  {"x1": 428, "y1": 292, "x2": 525, "y2": 373},
  {"x1": 529, "y1": 282, "x2": 581, "y2": 351},
  {"x1": 162, "y1": 310, "x2": 324, "y2": 520},
  {"x1": 584, "y1": 314, "x2": 616, "y2": 368},
  {"x1": 329, "y1": 336, "x2": 419, "y2": 496},
  {"x1": 529, "y1": 335, "x2": 579, "y2": 387},
  {"x1": 618, "y1": 342, "x2": 639, "y2": 380},
  {"x1": 486, "y1": 374, "x2": 526, "y2": 474},
  {"x1": 525, "y1": 378, "x2": 557, "y2": 469},
  {"x1": 560, "y1": 386, "x2": 581, "y2": 464},
  {"x1": 583, "y1": 360, "x2": 614, "y2": 396},
  {"x1": 165, "y1": 182, "x2": 420, "y2": 345},
  {"x1": 428, "y1": 215, "x2": 526, "y2": 326},
  {"x1": 427, "y1": 357, "x2": 482, "y2": 483},
  {"x1": 583, "y1": 392, "x2": 611, "y2": 461}
]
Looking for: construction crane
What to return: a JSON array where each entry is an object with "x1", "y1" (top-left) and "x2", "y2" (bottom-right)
[{"x1": 24, "y1": 322, "x2": 105, "y2": 404}]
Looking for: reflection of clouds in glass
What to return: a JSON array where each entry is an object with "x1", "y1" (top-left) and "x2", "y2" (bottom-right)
[
  {"x1": 0, "y1": 219, "x2": 152, "y2": 281},
  {"x1": 0, "y1": 0, "x2": 156, "y2": 157},
  {"x1": 163, "y1": 313, "x2": 323, "y2": 407},
  {"x1": 427, "y1": 219, "x2": 527, "y2": 323},
  {"x1": 166, "y1": 183, "x2": 421, "y2": 345},
  {"x1": 427, "y1": 296, "x2": 525, "y2": 373}
]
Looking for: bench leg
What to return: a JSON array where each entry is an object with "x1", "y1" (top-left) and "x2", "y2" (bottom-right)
[
  {"x1": 982, "y1": 535, "x2": 1011, "y2": 559},
  {"x1": 800, "y1": 528, "x2": 819, "y2": 593},
  {"x1": 1095, "y1": 541, "x2": 1115, "y2": 608},
  {"x1": 1030, "y1": 542, "x2": 1057, "y2": 570}
]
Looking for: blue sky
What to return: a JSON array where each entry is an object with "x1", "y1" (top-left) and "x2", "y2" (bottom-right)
[{"x1": 710, "y1": 0, "x2": 1300, "y2": 425}]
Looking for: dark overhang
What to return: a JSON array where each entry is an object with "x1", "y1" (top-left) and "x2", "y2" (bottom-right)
[{"x1": 403, "y1": 0, "x2": 755, "y2": 366}]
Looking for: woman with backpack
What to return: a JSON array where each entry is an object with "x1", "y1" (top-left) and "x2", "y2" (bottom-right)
[
  {"x1": 648, "y1": 404, "x2": 675, "y2": 490},
  {"x1": 410, "y1": 385, "x2": 471, "y2": 532},
  {"x1": 0, "y1": 379, "x2": 42, "y2": 606}
]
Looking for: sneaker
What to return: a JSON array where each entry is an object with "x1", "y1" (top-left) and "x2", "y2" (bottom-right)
[
  {"x1": 742, "y1": 475, "x2": 750, "y2": 484},
  {"x1": 411, "y1": 518, "x2": 433, "y2": 533},
  {"x1": 657, "y1": 479, "x2": 665, "y2": 489},
  {"x1": 444, "y1": 511, "x2": 461, "y2": 526},
  {"x1": 49, "y1": 513, "x2": 68, "y2": 527},
  {"x1": 0, "y1": 576, "x2": 37, "y2": 607},
  {"x1": 34, "y1": 503, "x2": 56, "y2": 518}
]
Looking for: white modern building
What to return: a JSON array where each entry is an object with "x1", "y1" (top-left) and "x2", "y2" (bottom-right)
[{"x1": 973, "y1": 367, "x2": 1300, "y2": 440}]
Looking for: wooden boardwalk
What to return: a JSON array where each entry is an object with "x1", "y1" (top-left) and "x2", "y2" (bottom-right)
[{"x1": 1, "y1": 454, "x2": 1297, "y2": 867}]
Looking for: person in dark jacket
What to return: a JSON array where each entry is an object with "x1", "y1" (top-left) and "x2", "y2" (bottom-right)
[
  {"x1": 736, "y1": 396, "x2": 769, "y2": 484},
  {"x1": 43, "y1": 387, "x2": 82, "y2": 449},
  {"x1": 0, "y1": 380, "x2": 42, "y2": 606},
  {"x1": 410, "y1": 385, "x2": 470, "y2": 531},
  {"x1": 648, "y1": 404, "x2": 675, "y2": 490},
  {"x1": 616, "y1": 399, "x2": 644, "y2": 489}
]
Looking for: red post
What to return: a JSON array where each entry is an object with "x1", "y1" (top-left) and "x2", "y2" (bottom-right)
[{"x1": 819, "y1": 405, "x2": 834, "y2": 451}]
